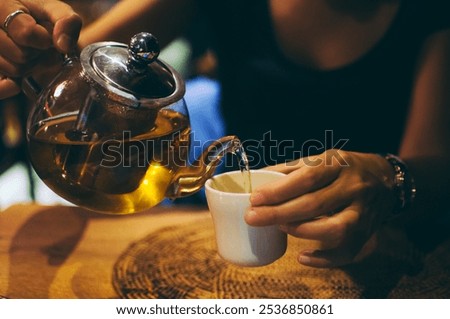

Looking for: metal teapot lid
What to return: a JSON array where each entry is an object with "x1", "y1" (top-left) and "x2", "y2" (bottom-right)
[{"x1": 80, "y1": 32, "x2": 185, "y2": 108}]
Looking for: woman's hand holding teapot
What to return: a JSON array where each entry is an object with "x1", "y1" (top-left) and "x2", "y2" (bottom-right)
[
  {"x1": 245, "y1": 150, "x2": 398, "y2": 268},
  {"x1": 0, "y1": 0, "x2": 82, "y2": 99}
]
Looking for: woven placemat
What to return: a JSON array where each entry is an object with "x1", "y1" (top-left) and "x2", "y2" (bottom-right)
[{"x1": 113, "y1": 216, "x2": 450, "y2": 298}]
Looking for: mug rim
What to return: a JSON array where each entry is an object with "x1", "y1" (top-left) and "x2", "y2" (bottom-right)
[{"x1": 205, "y1": 169, "x2": 286, "y2": 196}]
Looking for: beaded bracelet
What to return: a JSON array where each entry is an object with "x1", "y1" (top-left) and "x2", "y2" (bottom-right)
[{"x1": 383, "y1": 153, "x2": 417, "y2": 215}]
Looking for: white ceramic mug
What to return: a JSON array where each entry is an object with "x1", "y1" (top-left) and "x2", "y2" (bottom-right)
[{"x1": 205, "y1": 170, "x2": 287, "y2": 267}]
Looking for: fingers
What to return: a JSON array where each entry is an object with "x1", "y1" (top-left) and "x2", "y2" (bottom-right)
[
  {"x1": 250, "y1": 161, "x2": 341, "y2": 207},
  {"x1": 246, "y1": 150, "x2": 390, "y2": 268},
  {"x1": 280, "y1": 204, "x2": 360, "y2": 244},
  {"x1": 294, "y1": 207, "x2": 361, "y2": 268},
  {"x1": 298, "y1": 248, "x2": 355, "y2": 268},
  {"x1": 263, "y1": 158, "x2": 305, "y2": 174},
  {"x1": 284, "y1": 204, "x2": 374, "y2": 268},
  {"x1": 0, "y1": 3, "x2": 51, "y2": 87},
  {"x1": 0, "y1": 1, "x2": 81, "y2": 53},
  {"x1": 0, "y1": 0, "x2": 81, "y2": 99},
  {"x1": 0, "y1": 55, "x2": 27, "y2": 77},
  {"x1": 297, "y1": 231, "x2": 375, "y2": 268},
  {"x1": 246, "y1": 178, "x2": 357, "y2": 226},
  {"x1": 0, "y1": 28, "x2": 39, "y2": 78},
  {"x1": 0, "y1": 6, "x2": 52, "y2": 49},
  {"x1": 23, "y1": 0, "x2": 82, "y2": 53},
  {"x1": 53, "y1": 14, "x2": 82, "y2": 53},
  {"x1": 0, "y1": 2, "x2": 28, "y2": 27},
  {"x1": 0, "y1": 76, "x2": 20, "y2": 99},
  {"x1": 6, "y1": 15, "x2": 52, "y2": 49},
  {"x1": 0, "y1": 31, "x2": 38, "y2": 64}
]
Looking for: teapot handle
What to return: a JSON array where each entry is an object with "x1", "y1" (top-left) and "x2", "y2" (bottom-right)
[
  {"x1": 21, "y1": 52, "x2": 77, "y2": 100},
  {"x1": 21, "y1": 77, "x2": 42, "y2": 100}
]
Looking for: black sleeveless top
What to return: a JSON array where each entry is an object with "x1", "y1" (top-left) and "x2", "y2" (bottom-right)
[{"x1": 197, "y1": 0, "x2": 450, "y2": 167}]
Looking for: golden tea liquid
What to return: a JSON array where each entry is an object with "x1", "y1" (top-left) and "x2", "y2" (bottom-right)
[
  {"x1": 233, "y1": 143, "x2": 252, "y2": 193},
  {"x1": 28, "y1": 109, "x2": 190, "y2": 214}
]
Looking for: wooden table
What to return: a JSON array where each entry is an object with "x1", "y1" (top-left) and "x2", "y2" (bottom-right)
[
  {"x1": 1, "y1": 204, "x2": 449, "y2": 299},
  {"x1": 0, "y1": 204, "x2": 209, "y2": 298}
]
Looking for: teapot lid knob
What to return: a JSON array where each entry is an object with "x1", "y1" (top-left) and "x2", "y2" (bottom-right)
[
  {"x1": 128, "y1": 32, "x2": 160, "y2": 70},
  {"x1": 80, "y1": 32, "x2": 184, "y2": 107}
]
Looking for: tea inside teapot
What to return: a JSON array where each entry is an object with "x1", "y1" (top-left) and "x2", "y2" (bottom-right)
[
  {"x1": 28, "y1": 103, "x2": 191, "y2": 213},
  {"x1": 26, "y1": 33, "x2": 249, "y2": 214}
]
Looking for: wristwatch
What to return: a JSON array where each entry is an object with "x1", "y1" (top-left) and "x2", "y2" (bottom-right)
[{"x1": 384, "y1": 153, "x2": 417, "y2": 215}]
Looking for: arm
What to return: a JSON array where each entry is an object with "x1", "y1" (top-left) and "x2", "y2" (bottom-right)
[
  {"x1": 245, "y1": 29, "x2": 450, "y2": 268},
  {"x1": 78, "y1": 0, "x2": 198, "y2": 49},
  {"x1": 398, "y1": 29, "x2": 450, "y2": 239}
]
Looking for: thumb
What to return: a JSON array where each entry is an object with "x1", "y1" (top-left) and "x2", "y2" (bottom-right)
[
  {"x1": 22, "y1": 0, "x2": 82, "y2": 53},
  {"x1": 53, "y1": 13, "x2": 82, "y2": 53}
]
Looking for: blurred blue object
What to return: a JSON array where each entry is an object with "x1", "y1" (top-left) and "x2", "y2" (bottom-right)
[
  {"x1": 185, "y1": 76, "x2": 225, "y2": 163},
  {"x1": 166, "y1": 76, "x2": 224, "y2": 206}
]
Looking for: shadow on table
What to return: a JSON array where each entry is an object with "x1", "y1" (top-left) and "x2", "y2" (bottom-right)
[{"x1": 6, "y1": 206, "x2": 92, "y2": 298}]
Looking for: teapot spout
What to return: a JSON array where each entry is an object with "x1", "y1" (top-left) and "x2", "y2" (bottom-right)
[{"x1": 166, "y1": 135, "x2": 243, "y2": 198}]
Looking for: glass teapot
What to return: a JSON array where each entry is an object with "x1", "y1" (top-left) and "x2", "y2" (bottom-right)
[{"x1": 25, "y1": 33, "x2": 241, "y2": 214}]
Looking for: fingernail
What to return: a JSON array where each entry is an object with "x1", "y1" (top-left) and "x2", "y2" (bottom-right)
[
  {"x1": 244, "y1": 209, "x2": 258, "y2": 223},
  {"x1": 298, "y1": 254, "x2": 311, "y2": 265},
  {"x1": 250, "y1": 191, "x2": 264, "y2": 206},
  {"x1": 298, "y1": 250, "x2": 315, "y2": 265},
  {"x1": 57, "y1": 34, "x2": 74, "y2": 52}
]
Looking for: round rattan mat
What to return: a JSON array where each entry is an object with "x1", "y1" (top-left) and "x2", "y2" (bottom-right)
[{"x1": 113, "y1": 216, "x2": 450, "y2": 298}]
